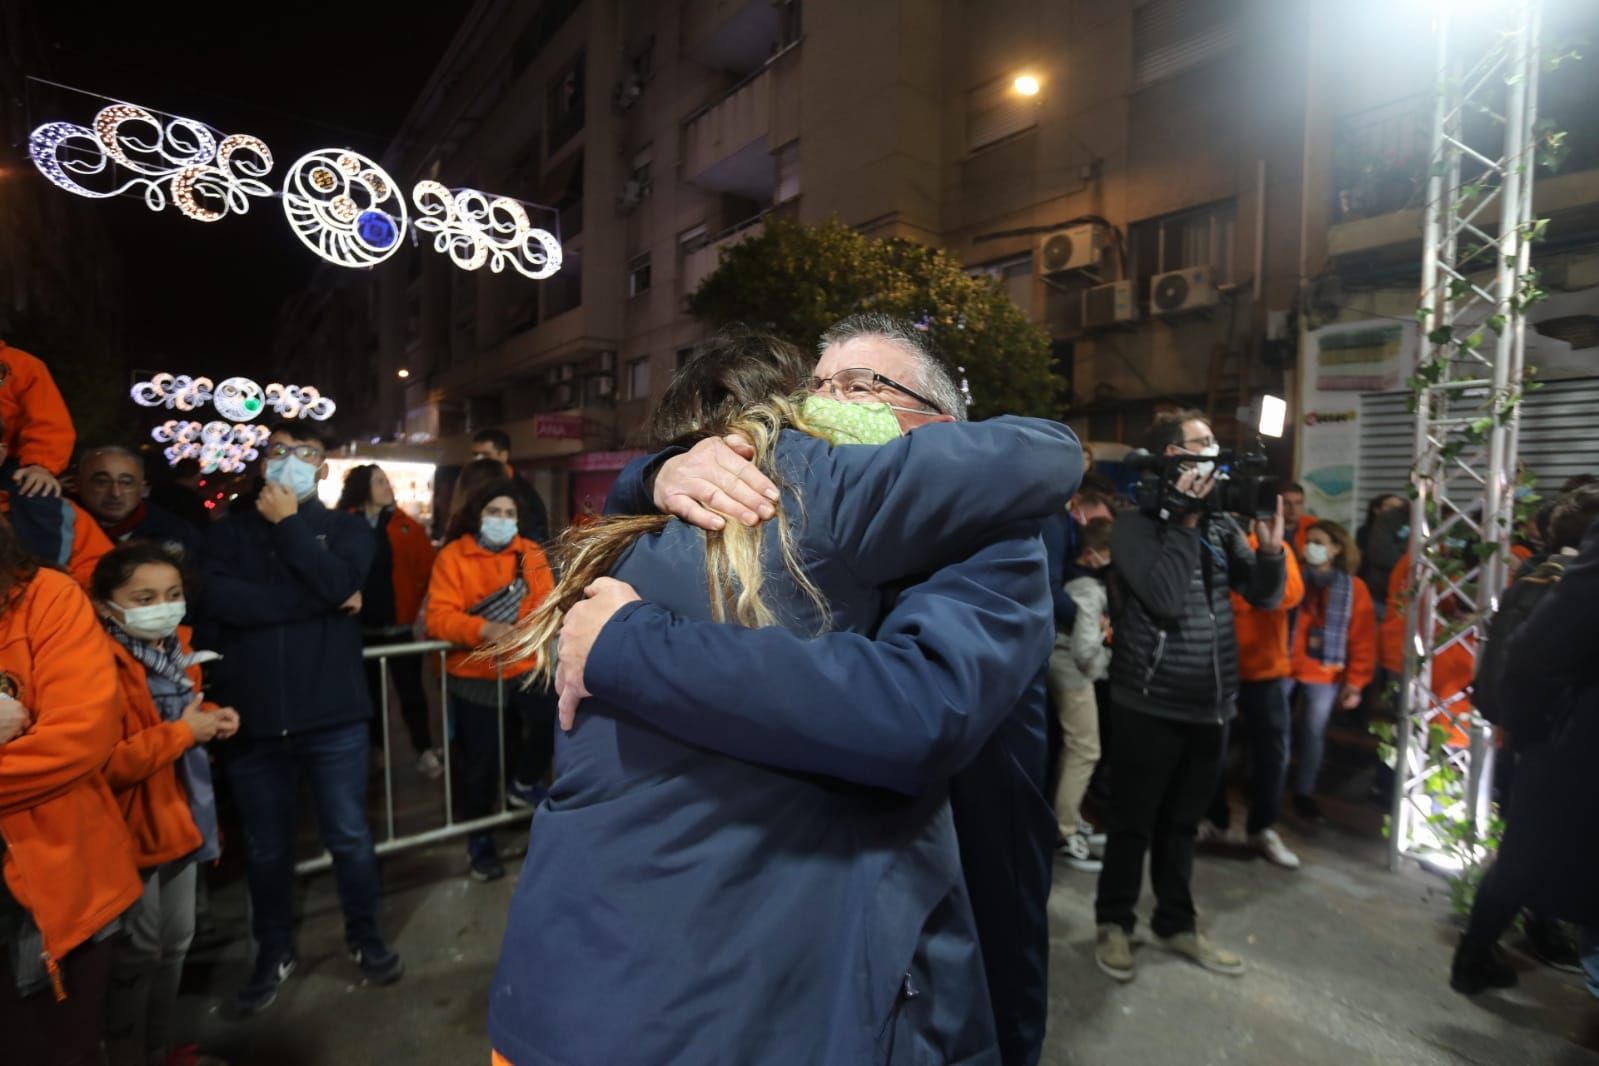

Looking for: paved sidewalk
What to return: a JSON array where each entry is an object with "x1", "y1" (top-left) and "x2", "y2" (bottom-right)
[{"x1": 176, "y1": 802, "x2": 1597, "y2": 1065}]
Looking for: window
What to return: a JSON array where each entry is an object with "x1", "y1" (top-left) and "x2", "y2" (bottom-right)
[
  {"x1": 969, "y1": 254, "x2": 1033, "y2": 315},
  {"x1": 966, "y1": 76, "x2": 1038, "y2": 153},
  {"x1": 1133, "y1": 0, "x2": 1241, "y2": 90},
  {"x1": 676, "y1": 346, "x2": 697, "y2": 373},
  {"x1": 678, "y1": 224, "x2": 709, "y2": 257},
  {"x1": 1130, "y1": 199, "x2": 1236, "y2": 285},
  {"x1": 628, "y1": 145, "x2": 654, "y2": 202},
  {"x1": 628, "y1": 253, "x2": 652, "y2": 297},
  {"x1": 626, "y1": 356, "x2": 652, "y2": 401},
  {"x1": 547, "y1": 52, "x2": 586, "y2": 151},
  {"x1": 774, "y1": 141, "x2": 801, "y2": 204}
]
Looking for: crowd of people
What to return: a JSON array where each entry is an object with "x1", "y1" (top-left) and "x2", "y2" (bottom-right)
[{"x1": 0, "y1": 315, "x2": 1595, "y2": 1066}]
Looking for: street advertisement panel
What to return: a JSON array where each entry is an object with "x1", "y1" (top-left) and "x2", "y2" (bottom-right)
[{"x1": 1296, "y1": 319, "x2": 1418, "y2": 528}]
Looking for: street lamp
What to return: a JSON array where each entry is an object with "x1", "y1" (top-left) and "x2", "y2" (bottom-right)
[
  {"x1": 1013, "y1": 74, "x2": 1041, "y2": 97},
  {"x1": 397, "y1": 368, "x2": 410, "y2": 379}
]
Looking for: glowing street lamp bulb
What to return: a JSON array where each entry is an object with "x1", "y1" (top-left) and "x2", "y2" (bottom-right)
[
  {"x1": 1013, "y1": 75, "x2": 1041, "y2": 97},
  {"x1": 397, "y1": 368, "x2": 411, "y2": 379}
]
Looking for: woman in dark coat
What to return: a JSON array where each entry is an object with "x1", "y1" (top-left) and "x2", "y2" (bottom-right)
[{"x1": 1451, "y1": 517, "x2": 1599, "y2": 993}]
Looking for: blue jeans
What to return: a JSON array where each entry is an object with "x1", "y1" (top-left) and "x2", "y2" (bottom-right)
[
  {"x1": 1207, "y1": 678, "x2": 1292, "y2": 833},
  {"x1": 1293, "y1": 682, "x2": 1339, "y2": 797},
  {"x1": 225, "y1": 721, "x2": 382, "y2": 956}
]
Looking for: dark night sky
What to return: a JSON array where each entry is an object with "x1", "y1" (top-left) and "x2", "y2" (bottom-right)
[{"x1": 20, "y1": 1, "x2": 471, "y2": 377}]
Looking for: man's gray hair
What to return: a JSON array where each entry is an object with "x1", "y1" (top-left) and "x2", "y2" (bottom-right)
[
  {"x1": 819, "y1": 313, "x2": 968, "y2": 421},
  {"x1": 80, "y1": 444, "x2": 144, "y2": 467}
]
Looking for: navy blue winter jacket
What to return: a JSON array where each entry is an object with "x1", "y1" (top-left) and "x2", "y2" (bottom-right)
[{"x1": 202, "y1": 497, "x2": 374, "y2": 738}]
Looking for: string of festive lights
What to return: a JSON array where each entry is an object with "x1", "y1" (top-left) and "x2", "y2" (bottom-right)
[
  {"x1": 131, "y1": 374, "x2": 337, "y2": 420},
  {"x1": 27, "y1": 80, "x2": 562, "y2": 277},
  {"x1": 282, "y1": 149, "x2": 407, "y2": 268},
  {"x1": 29, "y1": 101, "x2": 272, "y2": 222},
  {"x1": 412, "y1": 181, "x2": 563, "y2": 279},
  {"x1": 152, "y1": 420, "x2": 272, "y2": 473}
]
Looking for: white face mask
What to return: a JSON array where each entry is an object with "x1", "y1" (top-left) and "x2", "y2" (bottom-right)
[
  {"x1": 114, "y1": 600, "x2": 187, "y2": 641},
  {"x1": 1188, "y1": 444, "x2": 1220, "y2": 480},
  {"x1": 1304, "y1": 542, "x2": 1332, "y2": 568}
]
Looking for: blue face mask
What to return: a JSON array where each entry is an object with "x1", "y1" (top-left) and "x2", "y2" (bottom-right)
[
  {"x1": 479, "y1": 515, "x2": 518, "y2": 549},
  {"x1": 265, "y1": 455, "x2": 320, "y2": 501}
]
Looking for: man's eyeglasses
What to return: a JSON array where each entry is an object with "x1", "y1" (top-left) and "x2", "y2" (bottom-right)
[
  {"x1": 810, "y1": 367, "x2": 943, "y2": 414},
  {"x1": 1181, "y1": 435, "x2": 1217, "y2": 451},
  {"x1": 265, "y1": 443, "x2": 323, "y2": 463}
]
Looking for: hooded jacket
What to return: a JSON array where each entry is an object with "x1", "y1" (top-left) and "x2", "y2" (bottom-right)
[{"x1": 0, "y1": 569, "x2": 141, "y2": 972}]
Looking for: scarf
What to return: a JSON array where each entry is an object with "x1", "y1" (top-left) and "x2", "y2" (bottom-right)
[
  {"x1": 102, "y1": 502, "x2": 149, "y2": 541},
  {"x1": 104, "y1": 620, "x2": 222, "y2": 864},
  {"x1": 1298, "y1": 569, "x2": 1354, "y2": 668}
]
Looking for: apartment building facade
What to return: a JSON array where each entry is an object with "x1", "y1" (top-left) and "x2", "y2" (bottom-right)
[{"x1": 271, "y1": 0, "x2": 1599, "y2": 525}]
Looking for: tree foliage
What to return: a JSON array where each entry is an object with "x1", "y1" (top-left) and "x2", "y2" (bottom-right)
[{"x1": 686, "y1": 218, "x2": 1060, "y2": 418}]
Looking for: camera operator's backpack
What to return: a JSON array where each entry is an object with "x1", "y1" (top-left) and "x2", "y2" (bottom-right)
[{"x1": 1474, "y1": 553, "x2": 1567, "y2": 735}]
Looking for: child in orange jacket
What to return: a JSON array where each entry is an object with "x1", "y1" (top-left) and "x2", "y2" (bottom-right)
[
  {"x1": 1379, "y1": 549, "x2": 1478, "y2": 747},
  {"x1": 1290, "y1": 519, "x2": 1378, "y2": 820},
  {"x1": 424, "y1": 476, "x2": 555, "y2": 882},
  {"x1": 91, "y1": 541, "x2": 239, "y2": 1066},
  {"x1": 0, "y1": 523, "x2": 141, "y2": 1062},
  {"x1": 0, "y1": 341, "x2": 79, "y2": 568}
]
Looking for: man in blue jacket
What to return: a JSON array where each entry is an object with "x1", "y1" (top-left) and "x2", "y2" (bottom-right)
[
  {"x1": 561, "y1": 315, "x2": 1069, "y2": 1065},
  {"x1": 204, "y1": 424, "x2": 403, "y2": 1015}
]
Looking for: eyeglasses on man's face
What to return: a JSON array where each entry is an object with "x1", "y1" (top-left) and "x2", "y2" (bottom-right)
[
  {"x1": 809, "y1": 367, "x2": 943, "y2": 414},
  {"x1": 265, "y1": 442, "x2": 323, "y2": 464}
]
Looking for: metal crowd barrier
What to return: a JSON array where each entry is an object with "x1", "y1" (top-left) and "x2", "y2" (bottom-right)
[{"x1": 295, "y1": 639, "x2": 530, "y2": 875}]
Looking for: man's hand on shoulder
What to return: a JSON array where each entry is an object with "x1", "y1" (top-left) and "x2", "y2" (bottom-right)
[
  {"x1": 653, "y1": 435, "x2": 778, "y2": 531},
  {"x1": 555, "y1": 577, "x2": 641, "y2": 730}
]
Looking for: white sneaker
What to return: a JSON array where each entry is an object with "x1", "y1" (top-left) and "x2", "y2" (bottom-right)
[
  {"x1": 1058, "y1": 832, "x2": 1104, "y2": 872},
  {"x1": 1250, "y1": 828, "x2": 1301, "y2": 869},
  {"x1": 1078, "y1": 820, "x2": 1108, "y2": 847},
  {"x1": 415, "y1": 749, "x2": 444, "y2": 781},
  {"x1": 1195, "y1": 819, "x2": 1225, "y2": 845}
]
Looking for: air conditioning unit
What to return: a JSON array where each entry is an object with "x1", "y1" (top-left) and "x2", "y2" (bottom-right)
[
  {"x1": 619, "y1": 180, "x2": 644, "y2": 209},
  {"x1": 1150, "y1": 266, "x2": 1218, "y2": 316},
  {"x1": 612, "y1": 73, "x2": 642, "y2": 113},
  {"x1": 1037, "y1": 223, "x2": 1106, "y2": 275},
  {"x1": 1081, "y1": 281, "x2": 1137, "y2": 329}
]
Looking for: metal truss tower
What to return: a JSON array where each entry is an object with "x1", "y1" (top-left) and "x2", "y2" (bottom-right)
[{"x1": 1390, "y1": 0, "x2": 1542, "y2": 870}]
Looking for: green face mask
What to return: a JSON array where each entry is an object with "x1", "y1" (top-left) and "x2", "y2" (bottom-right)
[{"x1": 801, "y1": 394, "x2": 903, "y2": 446}]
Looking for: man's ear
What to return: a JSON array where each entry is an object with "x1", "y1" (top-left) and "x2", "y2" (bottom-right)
[{"x1": 317, "y1": 462, "x2": 329, "y2": 482}]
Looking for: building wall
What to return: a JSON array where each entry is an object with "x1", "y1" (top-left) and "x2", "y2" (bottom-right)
[{"x1": 264, "y1": 0, "x2": 1599, "y2": 525}]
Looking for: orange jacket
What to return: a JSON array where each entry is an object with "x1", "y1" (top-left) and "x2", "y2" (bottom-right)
[
  {"x1": 0, "y1": 342, "x2": 76, "y2": 474},
  {"x1": 0, "y1": 569, "x2": 142, "y2": 970},
  {"x1": 425, "y1": 534, "x2": 554, "y2": 681},
  {"x1": 1291, "y1": 573, "x2": 1378, "y2": 690},
  {"x1": 66, "y1": 499, "x2": 113, "y2": 590},
  {"x1": 1287, "y1": 514, "x2": 1315, "y2": 560},
  {"x1": 103, "y1": 625, "x2": 211, "y2": 869},
  {"x1": 1377, "y1": 550, "x2": 1476, "y2": 744},
  {"x1": 1232, "y1": 536, "x2": 1305, "y2": 681},
  {"x1": 386, "y1": 509, "x2": 436, "y2": 627}
]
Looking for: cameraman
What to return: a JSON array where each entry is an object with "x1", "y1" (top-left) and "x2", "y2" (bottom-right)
[{"x1": 1093, "y1": 410, "x2": 1286, "y2": 983}]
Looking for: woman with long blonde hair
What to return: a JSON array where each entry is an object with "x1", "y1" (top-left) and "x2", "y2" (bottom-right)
[{"x1": 485, "y1": 327, "x2": 1080, "y2": 1066}]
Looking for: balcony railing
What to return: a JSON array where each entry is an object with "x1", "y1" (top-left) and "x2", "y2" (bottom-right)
[
  {"x1": 1331, "y1": 58, "x2": 1599, "y2": 226},
  {"x1": 681, "y1": 215, "x2": 765, "y2": 296},
  {"x1": 682, "y1": 65, "x2": 772, "y2": 188}
]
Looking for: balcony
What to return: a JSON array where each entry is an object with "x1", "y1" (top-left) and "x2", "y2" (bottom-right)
[
  {"x1": 682, "y1": 66, "x2": 776, "y2": 199},
  {"x1": 1328, "y1": 58, "x2": 1599, "y2": 258},
  {"x1": 683, "y1": 0, "x2": 800, "y2": 74},
  {"x1": 681, "y1": 215, "x2": 765, "y2": 297}
]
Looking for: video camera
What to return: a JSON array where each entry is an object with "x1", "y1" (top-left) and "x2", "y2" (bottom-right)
[
  {"x1": 1128, "y1": 447, "x2": 1280, "y2": 522},
  {"x1": 1128, "y1": 395, "x2": 1286, "y2": 522}
]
